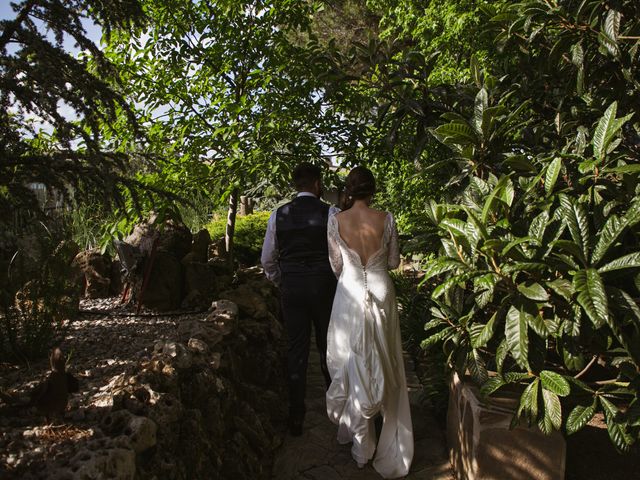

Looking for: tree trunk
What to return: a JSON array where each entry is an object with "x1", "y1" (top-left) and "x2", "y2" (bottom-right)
[{"x1": 225, "y1": 188, "x2": 239, "y2": 267}]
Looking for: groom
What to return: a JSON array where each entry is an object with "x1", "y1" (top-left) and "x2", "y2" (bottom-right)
[{"x1": 261, "y1": 163, "x2": 339, "y2": 436}]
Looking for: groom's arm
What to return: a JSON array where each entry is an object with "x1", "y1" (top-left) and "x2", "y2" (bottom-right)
[{"x1": 261, "y1": 210, "x2": 281, "y2": 285}]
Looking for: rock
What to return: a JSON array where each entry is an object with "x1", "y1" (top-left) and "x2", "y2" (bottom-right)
[
  {"x1": 219, "y1": 284, "x2": 269, "y2": 319},
  {"x1": 208, "y1": 237, "x2": 227, "y2": 260},
  {"x1": 208, "y1": 299, "x2": 239, "y2": 320},
  {"x1": 182, "y1": 260, "x2": 217, "y2": 308},
  {"x1": 140, "y1": 251, "x2": 182, "y2": 311},
  {"x1": 124, "y1": 221, "x2": 159, "y2": 256},
  {"x1": 206, "y1": 299, "x2": 240, "y2": 335},
  {"x1": 177, "y1": 319, "x2": 223, "y2": 347},
  {"x1": 72, "y1": 249, "x2": 112, "y2": 298},
  {"x1": 181, "y1": 289, "x2": 206, "y2": 310},
  {"x1": 190, "y1": 229, "x2": 211, "y2": 263},
  {"x1": 127, "y1": 415, "x2": 158, "y2": 453},
  {"x1": 156, "y1": 219, "x2": 192, "y2": 261},
  {"x1": 67, "y1": 440, "x2": 136, "y2": 479},
  {"x1": 110, "y1": 259, "x2": 124, "y2": 295},
  {"x1": 187, "y1": 338, "x2": 208, "y2": 355},
  {"x1": 148, "y1": 391, "x2": 183, "y2": 426},
  {"x1": 154, "y1": 341, "x2": 192, "y2": 370}
]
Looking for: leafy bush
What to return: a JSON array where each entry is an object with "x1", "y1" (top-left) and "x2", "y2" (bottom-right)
[
  {"x1": 206, "y1": 211, "x2": 271, "y2": 266},
  {"x1": 392, "y1": 271, "x2": 450, "y2": 419},
  {"x1": 1, "y1": 234, "x2": 80, "y2": 361},
  {"x1": 417, "y1": 0, "x2": 640, "y2": 452}
]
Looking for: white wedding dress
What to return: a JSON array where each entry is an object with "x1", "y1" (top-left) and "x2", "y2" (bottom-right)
[{"x1": 325, "y1": 212, "x2": 413, "y2": 479}]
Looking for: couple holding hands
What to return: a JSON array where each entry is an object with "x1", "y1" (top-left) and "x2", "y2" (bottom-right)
[{"x1": 261, "y1": 163, "x2": 413, "y2": 479}]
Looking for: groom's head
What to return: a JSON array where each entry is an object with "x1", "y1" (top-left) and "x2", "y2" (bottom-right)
[{"x1": 293, "y1": 163, "x2": 323, "y2": 197}]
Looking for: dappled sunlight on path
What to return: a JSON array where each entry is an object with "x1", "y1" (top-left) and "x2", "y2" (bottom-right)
[{"x1": 271, "y1": 338, "x2": 453, "y2": 480}]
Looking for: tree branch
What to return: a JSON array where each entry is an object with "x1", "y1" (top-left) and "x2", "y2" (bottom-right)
[{"x1": 0, "y1": 0, "x2": 37, "y2": 52}]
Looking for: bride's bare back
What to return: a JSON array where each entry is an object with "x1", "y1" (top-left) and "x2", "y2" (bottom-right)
[{"x1": 335, "y1": 206, "x2": 388, "y2": 265}]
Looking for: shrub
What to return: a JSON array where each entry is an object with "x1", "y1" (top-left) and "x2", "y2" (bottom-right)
[
  {"x1": 205, "y1": 211, "x2": 271, "y2": 266},
  {"x1": 393, "y1": 271, "x2": 450, "y2": 419},
  {"x1": 1, "y1": 235, "x2": 80, "y2": 361},
  {"x1": 361, "y1": 0, "x2": 640, "y2": 452}
]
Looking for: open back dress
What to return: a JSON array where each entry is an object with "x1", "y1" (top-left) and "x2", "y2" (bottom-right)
[{"x1": 325, "y1": 212, "x2": 413, "y2": 479}]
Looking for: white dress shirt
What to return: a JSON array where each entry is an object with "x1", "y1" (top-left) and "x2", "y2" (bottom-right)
[{"x1": 261, "y1": 192, "x2": 340, "y2": 285}]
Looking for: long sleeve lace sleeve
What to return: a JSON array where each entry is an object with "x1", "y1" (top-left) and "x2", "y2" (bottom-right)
[
  {"x1": 261, "y1": 211, "x2": 281, "y2": 285},
  {"x1": 327, "y1": 215, "x2": 343, "y2": 278},
  {"x1": 387, "y1": 213, "x2": 400, "y2": 270}
]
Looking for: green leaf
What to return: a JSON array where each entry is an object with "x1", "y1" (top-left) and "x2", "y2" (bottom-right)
[
  {"x1": 481, "y1": 175, "x2": 513, "y2": 223},
  {"x1": 599, "y1": 31, "x2": 619, "y2": 57},
  {"x1": 518, "y1": 378, "x2": 539, "y2": 418},
  {"x1": 496, "y1": 338, "x2": 508, "y2": 374},
  {"x1": 517, "y1": 282, "x2": 549, "y2": 302},
  {"x1": 462, "y1": 207, "x2": 489, "y2": 242},
  {"x1": 609, "y1": 287, "x2": 640, "y2": 324},
  {"x1": 421, "y1": 258, "x2": 466, "y2": 283},
  {"x1": 600, "y1": 396, "x2": 632, "y2": 452},
  {"x1": 598, "y1": 252, "x2": 640, "y2": 273},
  {"x1": 468, "y1": 349, "x2": 489, "y2": 384},
  {"x1": 432, "y1": 272, "x2": 475, "y2": 299},
  {"x1": 573, "y1": 269, "x2": 609, "y2": 328},
  {"x1": 470, "y1": 311, "x2": 498, "y2": 348},
  {"x1": 566, "y1": 401, "x2": 597, "y2": 435},
  {"x1": 570, "y1": 42, "x2": 584, "y2": 67},
  {"x1": 502, "y1": 236, "x2": 537, "y2": 257},
  {"x1": 424, "y1": 318, "x2": 446, "y2": 331},
  {"x1": 592, "y1": 201, "x2": 640, "y2": 265},
  {"x1": 473, "y1": 88, "x2": 488, "y2": 136},
  {"x1": 433, "y1": 122, "x2": 477, "y2": 145},
  {"x1": 480, "y1": 376, "x2": 505, "y2": 396},
  {"x1": 545, "y1": 157, "x2": 562, "y2": 195},
  {"x1": 605, "y1": 9, "x2": 621, "y2": 42},
  {"x1": 546, "y1": 278, "x2": 574, "y2": 302},
  {"x1": 440, "y1": 218, "x2": 468, "y2": 238},
  {"x1": 542, "y1": 389, "x2": 562, "y2": 431},
  {"x1": 593, "y1": 102, "x2": 617, "y2": 160},
  {"x1": 552, "y1": 240, "x2": 586, "y2": 264},
  {"x1": 505, "y1": 306, "x2": 530, "y2": 370},
  {"x1": 540, "y1": 371, "x2": 570, "y2": 397},
  {"x1": 420, "y1": 327, "x2": 453, "y2": 349},
  {"x1": 559, "y1": 195, "x2": 590, "y2": 261},
  {"x1": 470, "y1": 54, "x2": 482, "y2": 88},
  {"x1": 504, "y1": 372, "x2": 530, "y2": 383},
  {"x1": 602, "y1": 164, "x2": 640, "y2": 174},
  {"x1": 592, "y1": 215, "x2": 625, "y2": 265},
  {"x1": 529, "y1": 210, "x2": 549, "y2": 243},
  {"x1": 528, "y1": 314, "x2": 550, "y2": 338}
]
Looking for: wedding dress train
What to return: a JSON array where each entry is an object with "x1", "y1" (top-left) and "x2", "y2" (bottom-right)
[{"x1": 326, "y1": 213, "x2": 413, "y2": 479}]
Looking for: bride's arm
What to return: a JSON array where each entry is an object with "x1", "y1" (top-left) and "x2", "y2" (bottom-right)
[
  {"x1": 327, "y1": 216, "x2": 343, "y2": 278},
  {"x1": 387, "y1": 214, "x2": 401, "y2": 270}
]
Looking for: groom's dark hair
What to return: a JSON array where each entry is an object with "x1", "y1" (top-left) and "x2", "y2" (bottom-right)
[{"x1": 292, "y1": 163, "x2": 322, "y2": 191}]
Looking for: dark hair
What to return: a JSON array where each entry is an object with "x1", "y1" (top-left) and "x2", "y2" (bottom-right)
[
  {"x1": 292, "y1": 163, "x2": 322, "y2": 191},
  {"x1": 342, "y1": 166, "x2": 376, "y2": 210}
]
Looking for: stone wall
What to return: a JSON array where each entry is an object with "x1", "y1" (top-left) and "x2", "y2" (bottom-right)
[
  {"x1": 41, "y1": 269, "x2": 286, "y2": 479},
  {"x1": 73, "y1": 218, "x2": 229, "y2": 312}
]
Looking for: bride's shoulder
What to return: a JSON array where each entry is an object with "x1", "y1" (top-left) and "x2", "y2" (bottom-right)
[{"x1": 371, "y1": 209, "x2": 393, "y2": 222}]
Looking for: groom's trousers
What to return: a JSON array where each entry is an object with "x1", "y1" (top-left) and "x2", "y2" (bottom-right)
[{"x1": 280, "y1": 272, "x2": 337, "y2": 420}]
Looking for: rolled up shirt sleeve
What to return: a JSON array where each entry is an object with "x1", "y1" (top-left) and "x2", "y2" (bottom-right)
[{"x1": 261, "y1": 210, "x2": 281, "y2": 285}]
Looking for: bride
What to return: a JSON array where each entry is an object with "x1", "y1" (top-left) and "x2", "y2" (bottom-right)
[{"x1": 325, "y1": 166, "x2": 413, "y2": 478}]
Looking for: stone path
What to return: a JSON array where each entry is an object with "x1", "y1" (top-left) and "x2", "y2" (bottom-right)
[{"x1": 271, "y1": 342, "x2": 454, "y2": 480}]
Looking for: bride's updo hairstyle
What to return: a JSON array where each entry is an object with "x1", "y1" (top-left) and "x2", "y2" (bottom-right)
[{"x1": 342, "y1": 166, "x2": 376, "y2": 210}]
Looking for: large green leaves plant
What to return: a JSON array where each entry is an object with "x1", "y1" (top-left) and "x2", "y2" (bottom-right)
[{"x1": 422, "y1": 92, "x2": 640, "y2": 452}]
